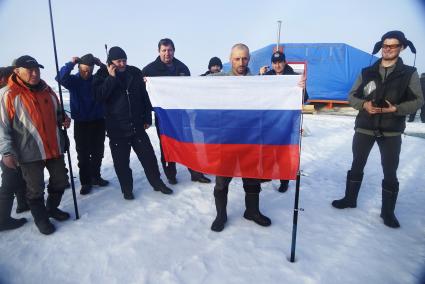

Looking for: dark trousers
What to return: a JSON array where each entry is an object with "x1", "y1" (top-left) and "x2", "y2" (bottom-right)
[
  {"x1": 214, "y1": 176, "x2": 261, "y2": 194},
  {"x1": 74, "y1": 119, "x2": 106, "y2": 185},
  {"x1": 350, "y1": 132, "x2": 401, "y2": 184},
  {"x1": 408, "y1": 104, "x2": 425, "y2": 122},
  {"x1": 20, "y1": 156, "x2": 69, "y2": 200},
  {"x1": 0, "y1": 161, "x2": 26, "y2": 201},
  {"x1": 154, "y1": 114, "x2": 204, "y2": 180},
  {"x1": 109, "y1": 132, "x2": 162, "y2": 193}
]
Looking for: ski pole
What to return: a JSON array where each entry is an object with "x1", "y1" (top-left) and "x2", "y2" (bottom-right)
[{"x1": 47, "y1": 0, "x2": 79, "y2": 219}]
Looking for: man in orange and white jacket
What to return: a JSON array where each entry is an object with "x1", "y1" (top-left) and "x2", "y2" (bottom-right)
[{"x1": 0, "y1": 55, "x2": 71, "y2": 235}]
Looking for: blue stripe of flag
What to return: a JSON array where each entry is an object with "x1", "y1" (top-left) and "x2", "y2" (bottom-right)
[{"x1": 154, "y1": 108, "x2": 301, "y2": 145}]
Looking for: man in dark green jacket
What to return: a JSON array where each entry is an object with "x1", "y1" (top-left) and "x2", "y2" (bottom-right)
[{"x1": 332, "y1": 31, "x2": 423, "y2": 228}]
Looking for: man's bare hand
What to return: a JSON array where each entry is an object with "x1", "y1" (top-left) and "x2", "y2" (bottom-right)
[
  {"x1": 259, "y1": 66, "x2": 269, "y2": 75},
  {"x1": 298, "y1": 75, "x2": 306, "y2": 89},
  {"x1": 63, "y1": 115, "x2": 71, "y2": 129},
  {"x1": 107, "y1": 64, "x2": 117, "y2": 77},
  {"x1": 2, "y1": 155, "x2": 17, "y2": 169},
  {"x1": 72, "y1": 57, "x2": 80, "y2": 64}
]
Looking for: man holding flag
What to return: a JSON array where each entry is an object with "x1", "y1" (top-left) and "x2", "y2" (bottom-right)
[
  {"x1": 209, "y1": 44, "x2": 272, "y2": 232},
  {"x1": 146, "y1": 43, "x2": 303, "y2": 233}
]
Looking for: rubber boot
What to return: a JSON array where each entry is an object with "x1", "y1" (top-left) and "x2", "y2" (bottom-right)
[
  {"x1": 243, "y1": 192, "x2": 271, "y2": 227},
  {"x1": 380, "y1": 180, "x2": 400, "y2": 228},
  {"x1": 0, "y1": 196, "x2": 27, "y2": 232},
  {"x1": 211, "y1": 187, "x2": 228, "y2": 232},
  {"x1": 15, "y1": 187, "x2": 30, "y2": 214},
  {"x1": 332, "y1": 171, "x2": 363, "y2": 209},
  {"x1": 278, "y1": 180, "x2": 289, "y2": 193},
  {"x1": 28, "y1": 198, "x2": 55, "y2": 235},
  {"x1": 46, "y1": 191, "x2": 70, "y2": 221}
]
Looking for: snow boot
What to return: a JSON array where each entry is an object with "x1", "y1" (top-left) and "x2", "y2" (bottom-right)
[
  {"x1": 211, "y1": 187, "x2": 228, "y2": 232},
  {"x1": 46, "y1": 191, "x2": 70, "y2": 221},
  {"x1": 243, "y1": 192, "x2": 271, "y2": 227},
  {"x1": 122, "y1": 187, "x2": 134, "y2": 200},
  {"x1": 332, "y1": 171, "x2": 363, "y2": 209},
  {"x1": 278, "y1": 180, "x2": 289, "y2": 193},
  {"x1": 0, "y1": 196, "x2": 27, "y2": 232},
  {"x1": 15, "y1": 187, "x2": 29, "y2": 214},
  {"x1": 80, "y1": 185, "x2": 92, "y2": 195},
  {"x1": 91, "y1": 177, "x2": 109, "y2": 187},
  {"x1": 380, "y1": 180, "x2": 400, "y2": 228},
  {"x1": 153, "y1": 181, "x2": 173, "y2": 195},
  {"x1": 28, "y1": 198, "x2": 55, "y2": 235}
]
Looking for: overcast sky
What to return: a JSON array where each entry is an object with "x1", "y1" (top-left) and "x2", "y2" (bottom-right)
[{"x1": 1, "y1": 0, "x2": 424, "y2": 81}]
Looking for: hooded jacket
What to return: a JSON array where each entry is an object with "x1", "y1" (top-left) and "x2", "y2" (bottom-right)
[{"x1": 0, "y1": 75, "x2": 66, "y2": 162}]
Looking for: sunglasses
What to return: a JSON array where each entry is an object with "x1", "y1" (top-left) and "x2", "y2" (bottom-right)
[{"x1": 382, "y1": 44, "x2": 401, "y2": 50}]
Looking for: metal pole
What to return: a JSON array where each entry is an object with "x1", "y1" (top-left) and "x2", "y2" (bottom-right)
[
  {"x1": 48, "y1": 0, "x2": 79, "y2": 219},
  {"x1": 289, "y1": 87, "x2": 306, "y2": 262},
  {"x1": 276, "y1": 20, "x2": 282, "y2": 52}
]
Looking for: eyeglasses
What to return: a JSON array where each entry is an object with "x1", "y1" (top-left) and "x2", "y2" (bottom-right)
[{"x1": 382, "y1": 44, "x2": 401, "y2": 50}]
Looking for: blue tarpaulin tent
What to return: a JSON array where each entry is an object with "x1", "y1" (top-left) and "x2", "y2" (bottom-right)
[{"x1": 223, "y1": 43, "x2": 378, "y2": 101}]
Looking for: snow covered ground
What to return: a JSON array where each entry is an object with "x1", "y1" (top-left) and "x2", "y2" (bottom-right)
[{"x1": 0, "y1": 113, "x2": 424, "y2": 284}]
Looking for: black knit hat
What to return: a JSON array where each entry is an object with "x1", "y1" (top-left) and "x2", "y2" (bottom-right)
[
  {"x1": 271, "y1": 51, "x2": 286, "y2": 63},
  {"x1": 108, "y1": 46, "x2": 127, "y2": 61},
  {"x1": 208, "y1": 57, "x2": 222, "y2": 69},
  {"x1": 372, "y1": 30, "x2": 416, "y2": 55},
  {"x1": 79, "y1": 53, "x2": 95, "y2": 66}
]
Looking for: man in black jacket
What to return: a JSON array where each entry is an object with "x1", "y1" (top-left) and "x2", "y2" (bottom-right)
[
  {"x1": 201, "y1": 57, "x2": 222, "y2": 76},
  {"x1": 0, "y1": 66, "x2": 28, "y2": 232},
  {"x1": 142, "y1": 38, "x2": 211, "y2": 185},
  {"x1": 93, "y1": 46, "x2": 172, "y2": 200},
  {"x1": 332, "y1": 31, "x2": 424, "y2": 228},
  {"x1": 259, "y1": 51, "x2": 308, "y2": 193}
]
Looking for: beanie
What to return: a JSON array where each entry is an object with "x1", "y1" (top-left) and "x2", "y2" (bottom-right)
[
  {"x1": 208, "y1": 57, "x2": 222, "y2": 69},
  {"x1": 79, "y1": 53, "x2": 95, "y2": 66},
  {"x1": 108, "y1": 46, "x2": 127, "y2": 61}
]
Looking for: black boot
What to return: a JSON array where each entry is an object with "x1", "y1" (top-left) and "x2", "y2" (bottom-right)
[
  {"x1": 243, "y1": 192, "x2": 271, "y2": 227},
  {"x1": 28, "y1": 198, "x2": 55, "y2": 235},
  {"x1": 91, "y1": 177, "x2": 109, "y2": 187},
  {"x1": 46, "y1": 191, "x2": 70, "y2": 221},
  {"x1": 0, "y1": 196, "x2": 27, "y2": 232},
  {"x1": 211, "y1": 187, "x2": 228, "y2": 232},
  {"x1": 80, "y1": 185, "x2": 92, "y2": 195},
  {"x1": 332, "y1": 171, "x2": 363, "y2": 209},
  {"x1": 278, "y1": 180, "x2": 289, "y2": 193},
  {"x1": 153, "y1": 181, "x2": 173, "y2": 195},
  {"x1": 190, "y1": 171, "x2": 211, "y2": 184},
  {"x1": 122, "y1": 187, "x2": 134, "y2": 200},
  {"x1": 15, "y1": 187, "x2": 30, "y2": 214},
  {"x1": 380, "y1": 180, "x2": 400, "y2": 228}
]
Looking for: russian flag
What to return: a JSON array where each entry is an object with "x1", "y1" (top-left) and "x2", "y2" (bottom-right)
[{"x1": 146, "y1": 75, "x2": 303, "y2": 180}]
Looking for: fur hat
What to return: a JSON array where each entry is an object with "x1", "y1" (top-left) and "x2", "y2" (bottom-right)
[{"x1": 372, "y1": 30, "x2": 416, "y2": 55}]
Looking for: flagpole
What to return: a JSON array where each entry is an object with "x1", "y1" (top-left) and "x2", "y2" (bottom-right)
[
  {"x1": 47, "y1": 0, "x2": 80, "y2": 219},
  {"x1": 289, "y1": 81, "x2": 306, "y2": 263}
]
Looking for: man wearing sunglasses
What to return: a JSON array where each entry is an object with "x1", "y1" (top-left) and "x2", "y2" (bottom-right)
[{"x1": 332, "y1": 31, "x2": 423, "y2": 228}]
